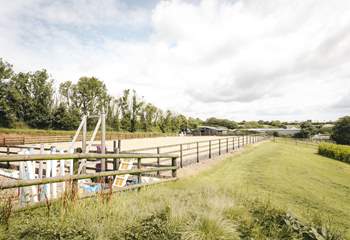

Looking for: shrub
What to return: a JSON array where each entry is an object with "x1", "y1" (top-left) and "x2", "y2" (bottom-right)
[
  {"x1": 331, "y1": 116, "x2": 350, "y2": 145},
  {"x1": 318, "y1": 143, "x2": 350, "y2": 163}
]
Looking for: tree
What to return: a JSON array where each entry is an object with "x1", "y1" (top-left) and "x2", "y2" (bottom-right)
[
  {"x1": 6, "y1": 70, "x2": 53, "y2": 128},
  {"x1": 59, "y1": 81, "x2": 73, "y2": 106},
  {"x1": 71, "y1": 77, "x2": 109, "y2": 116},
  {"x1": 141, "y1": 103, "x2": 158, "y2": 132},
  {"x1": 205, "y1": 117, "x2": 238, "y2": 129},
  {"x1": 294, "y1": 120, "x2": 317, "y2": 138},
  {"x1": 159, "y1": 110, "x2": 173, "y2": 133},
  {"x1": 52, "y1": 103, "x2": 80, "y2": 130},
  {"x1": 331, "y1": 116, "x2": 350, "y2": 145},
  {"x1": 27, "y1": 70, "x2": 54, "y2": 128},
  {"x1": 131, "y1": 90, "x2": 143, "y2": 132},
  {"x1": 0, "y1": 59, "x2": 15, "y2": 127},
  {"x1": 188, "y1": 117, "x2": 203, "y2": 129},
  {"x1": 119, "y1": 89, "x2": 131, "y2": 131}
]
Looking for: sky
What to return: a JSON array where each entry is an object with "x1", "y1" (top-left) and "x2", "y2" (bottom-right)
[{"x1": 0, "y1": 0, "x2": 349, "y2": 121}]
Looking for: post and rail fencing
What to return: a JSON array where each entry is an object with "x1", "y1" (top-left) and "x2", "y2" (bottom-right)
[
  {"x1": 120, "y1": 135, "x2": 268, "y2": 169},
  {"x1": 0, "y1": 135, "x2": 268, "y2": 172},
  {"x1": 273, "y1": 137, "x2": 331, "y2": 148},
  {"x1": 0, "y1": 153, "x2": 178, "y2": 208},
  {"x1": 0, "y1": 132, "x2": 177, "y2": 147}
]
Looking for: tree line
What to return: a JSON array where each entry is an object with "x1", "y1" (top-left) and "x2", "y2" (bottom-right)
[
  {"x1": 2, "y1": 58, "x2": 347, "y2": 141},
  {"x1": 0, "y1": 58, "x2": 203, "y2": 133}
]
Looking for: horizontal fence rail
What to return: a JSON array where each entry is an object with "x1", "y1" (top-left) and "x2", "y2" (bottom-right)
[
  {"x1": 0, "y1": 153, "x2": 178, "y2": 208},
  {"x1": 0, "y1": 166, "x2": 177, "y2": 190},
  {"x1": 122, "y1": 135, "x2": 268, "y2": 168},
  {"x1": 0, "y1": 132, "x2": 177, "y2": 146},
  {"x1": 0, "y1": 153, "x2": 177, "y2": 163},
  {"x1": 273, "y1": 137, "x2": 325, "y2": 147}
]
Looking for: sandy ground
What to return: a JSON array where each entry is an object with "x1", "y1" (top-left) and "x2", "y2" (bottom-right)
[
  {"x1": 1, "y1": 135, "x2": 235, "y2": 169},
  {"x1": 22, "y1": 135, "x2": 224, "y2": 152}
]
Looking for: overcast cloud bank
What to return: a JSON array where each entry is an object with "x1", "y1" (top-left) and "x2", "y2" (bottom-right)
[{"x1": 0, "y1": 0, "x2": 349, "y2": 121}]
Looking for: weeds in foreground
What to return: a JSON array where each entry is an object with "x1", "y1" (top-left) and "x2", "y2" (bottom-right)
[
  {"x1": 2, "y1": 189, "x2": 345, "y2": 240},
  {"x1": 0, "y1": 196, "x2": 13, "y2": 230}
]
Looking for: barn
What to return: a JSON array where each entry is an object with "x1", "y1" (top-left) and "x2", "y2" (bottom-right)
[{"x1": 193, "y1": 126, "x2": 228, "y2": 136}]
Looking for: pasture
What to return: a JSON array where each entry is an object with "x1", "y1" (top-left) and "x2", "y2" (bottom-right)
[{"x1": 1, "y1": 140, "x2": 350, "y2": 239}]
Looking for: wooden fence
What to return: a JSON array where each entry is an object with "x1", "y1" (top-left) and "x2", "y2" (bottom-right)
[
  {"x1": 0, "y1": 153, "x2": 178, "y2": 209},
  {"x1": 0, "y1": 135, "x2": 268, "y2": 209},
  {"x1": 0, "y1": 135, "x2": 267, "y2": 171},
  {"x1": 0, "y1": 132, "x2": 176, "y2": 146},
  {"x1": 273, "y1": 137, "x2": 326, "y2": 148},
  {"x1": 121, "y1": 135, "x2": 267, "y2": 168}
]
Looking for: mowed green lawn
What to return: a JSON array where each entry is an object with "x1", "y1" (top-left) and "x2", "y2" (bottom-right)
[
  {"x1": 213, "y1": 141, "x2": 350, "y2": 233},
  {"x1": 3, "y1": 141, "x2": 350, "y2": 239}
]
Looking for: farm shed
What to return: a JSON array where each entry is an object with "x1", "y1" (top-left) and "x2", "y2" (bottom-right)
[{"x1": 193, "y1": 126, "x2": 229, "y2": 136}]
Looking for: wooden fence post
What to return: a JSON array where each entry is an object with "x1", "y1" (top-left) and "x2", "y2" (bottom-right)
[
  {"x1": 226, "y1": 138, "x2": 228, "y2": 153},
  {"x1": 196, "y1": 142, "x2": 199, "y2": 163},
  {"x1": 219, "y1": 139, "x2": 221, "y2": 155},
  {"x1": 180, "y1": 144, "x2": 183, "y2": 168},
  {"x1": 232, "y1": 137, "x2": 235, "y2": 150},
  {"x1": 157, "y1": 147, "x2": 160, "y2": 176},
  {"x1": 113, "y1": 140, "x2": 118, "y2": 173},
  {"x1": 72, "y1": 157, "x2": 79, "y2": 199},
  {"x1": 171, "y1": 157, "x2": 177, "y2": 178},
  {"x1": 209, "y1": 140, "x2": 212, "y2": 159},
  {"x1": 6, "y1": 146, "x2": 10, "y2": 168},
  {"x1": 137, "y1": 158, "x2": 141, "y2": 184},
  {"x1": 101, "y1": 112, "x2": 106, "y2": 172}
]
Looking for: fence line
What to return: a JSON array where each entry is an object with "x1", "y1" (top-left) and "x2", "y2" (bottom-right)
[
  {"x1": 122, "y1": 135, "x2": 268, "y2": 168},
  {"x1": 273, "y1": 137, "x2": 320, "y2": 147},
  {"x1": 0, "y1": 132, "x2": 177, "y2": 146},
  {"x1": 0, "y1": 153, "x2": 178, "y2": 205},
  {"x1": 0, "y1": 135, "x2": 268, "y2": 209}
]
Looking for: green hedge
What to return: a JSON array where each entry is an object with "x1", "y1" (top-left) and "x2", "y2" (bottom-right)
[{"x1": 318, "y1": 142, "x2": 350, "y2": 163}]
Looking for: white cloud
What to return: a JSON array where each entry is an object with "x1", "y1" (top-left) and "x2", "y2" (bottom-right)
[{"x1": 0, "y1": 0, "x2": 349, "y2": 121}]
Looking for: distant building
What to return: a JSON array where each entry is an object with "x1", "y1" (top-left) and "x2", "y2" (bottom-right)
[
  {"x1": 246, "y1": 128, "x2": 300, "y2": 136},
  {"x1": 193, "y1": 126, "x2": 229, "y2": 136},
  {"x1": 311, "y1": 134, "x2": 331, "y2": 140}
]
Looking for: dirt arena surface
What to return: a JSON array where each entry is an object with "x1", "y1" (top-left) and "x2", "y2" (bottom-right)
[
  {"x1": 20, "y1": 136, "x2": 225, "y2": 152},
  {"x1": 0, "y1": 136, "x2": 235, "y2": 172}
]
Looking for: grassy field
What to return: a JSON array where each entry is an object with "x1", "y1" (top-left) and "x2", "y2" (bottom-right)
[{"x1": 1, "y1": 141, "x2": 350, "y2": 239}]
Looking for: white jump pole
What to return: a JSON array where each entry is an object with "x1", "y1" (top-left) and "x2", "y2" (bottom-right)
[
  {"x1": 18, "y1": 150, "x2": 26, "y2": 206},
  {"x1": 45, "y1": 157, "x2": 51, "y2": 199},
  {"x1": 28, "y1": 148, "x2": 38, "y2": 203},
  {"x1": 59, "y1": 149, "x2": 65, "y2": 192},
  {"x1": 50, "y1": 147, "x2": 57, "y2": 199}
]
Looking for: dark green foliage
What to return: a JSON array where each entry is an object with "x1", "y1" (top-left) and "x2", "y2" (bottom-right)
[
  {"x1": 6, "y1": 70, "x2": 53, "y2": 129},
  {"x1": 331, "y1": 116, "x2": 350, "y2": 145},
  {"x1": 6, "y1": 214, "x2": 94, "y2": 240},
  {"x1": 294, "y1": 120, "x2": 317, "y2": 138},
  {"x1": 124, "y1": 207, "x2": 180, "y2": 240},
  {"x1": 318, "y1": 143, "x2": 350, "y2": 163},
  {"x1": 205, "y1": 117, "x2": 238, "y2": 129},
  {"x1": 0, "y1": 59, "x2": 15, "y2": 127},
  {"x1": 232, "y1": 201, "x2": 344, "y2": 240},
  {"x1": 51, "y1": 104, "x2": 80, "y2": 130}
]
